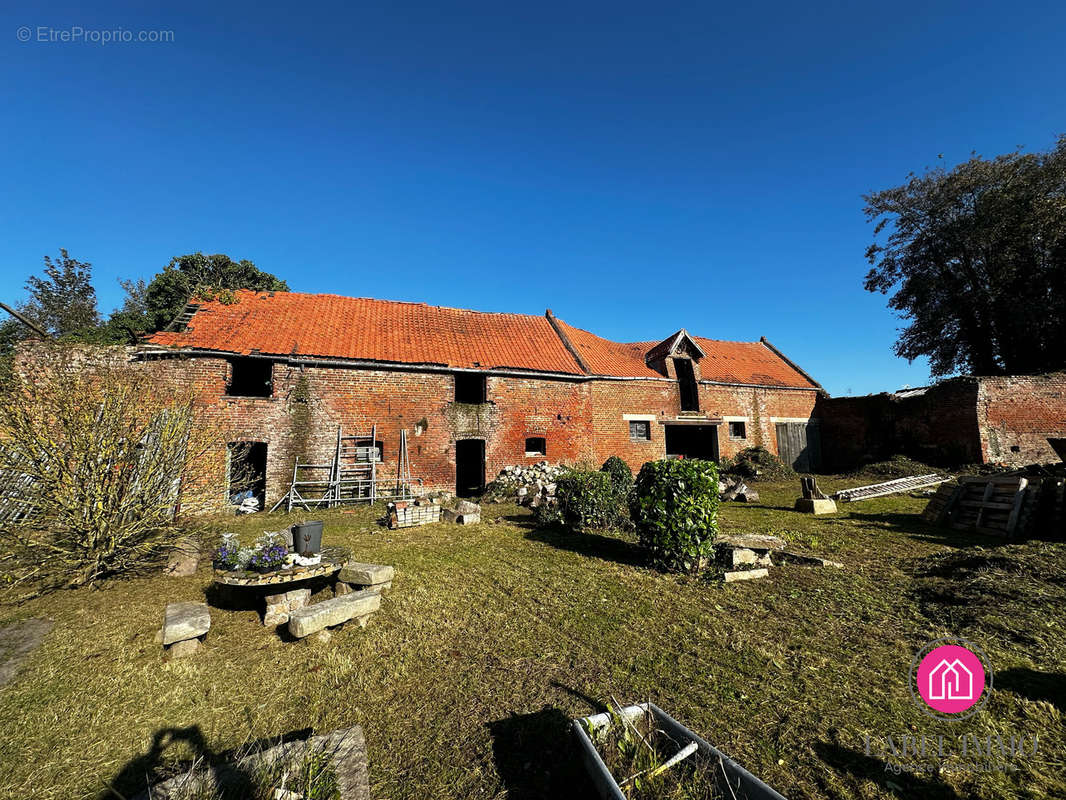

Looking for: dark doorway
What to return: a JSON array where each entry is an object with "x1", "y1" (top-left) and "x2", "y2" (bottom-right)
[
  {"x1": 775, "y1": 421, "x2": 822, "y2": 472},
  {"x1": 228, "y1": 441, "x2": 267, "y2": 509},
  {"x1": 674, "y1": 358, "x2": 699, "y2": 412},
  {"x1": 664, "y1": 424, "x2": 719, "y2": 461},
  {"x1": 456, "y1": 439, "x2": 486, "y2": 497}
]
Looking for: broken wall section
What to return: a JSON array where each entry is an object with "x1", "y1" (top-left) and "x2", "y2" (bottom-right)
[{"x1": 814, "y1": 380, "x2": 982, "y2": 471}]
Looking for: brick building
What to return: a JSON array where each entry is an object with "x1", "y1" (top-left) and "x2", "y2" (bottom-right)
[
  {"x1": 141, "y1": 290, "x2": 824, "y2": 504},
  {"x1": 815, "y1": 373, "x2": 1066, "y2": 471}
]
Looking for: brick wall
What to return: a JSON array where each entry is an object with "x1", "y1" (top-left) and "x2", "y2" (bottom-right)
[
  {"x1": 977, "y1": 373, "x2": 1066, "y2": 465},
  {"x1": 814, "y1": 380, "x2": 984, "y2": 470},
  {"x1": 15, "y1": 344, "x2": 820, "y2": 503},
  {"x1": 587, "y1": 379, "x2": 818, "y2": 473}
]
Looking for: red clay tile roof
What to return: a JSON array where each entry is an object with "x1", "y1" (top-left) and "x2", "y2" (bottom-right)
[
  {"x1": 147, "y1": 291, "x2": 585, "y2": 374},
  {"x1": 551, "y1": 319, "x2": 819, "y2": 388},
  {"x1": 146, "y1": 290, "x2": 819, "y2": 387}
]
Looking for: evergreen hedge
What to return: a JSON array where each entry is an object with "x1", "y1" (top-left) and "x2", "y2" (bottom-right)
[{"x1": 629, "y1": 458, "x2": 720, "y2": 572}]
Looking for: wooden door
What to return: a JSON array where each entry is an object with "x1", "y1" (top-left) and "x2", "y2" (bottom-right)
[{"x1": 775, "y1": 422, "x2": 821, "y2": 472}]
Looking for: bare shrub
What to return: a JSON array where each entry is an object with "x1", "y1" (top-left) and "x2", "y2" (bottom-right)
[{"x1": 0, "y1": 345, "x2": 232, "y2": 596}]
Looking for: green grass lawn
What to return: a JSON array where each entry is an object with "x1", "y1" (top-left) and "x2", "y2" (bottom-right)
[{"x1": 0, "y1": 479, "x2": 1063, "y2": 799}]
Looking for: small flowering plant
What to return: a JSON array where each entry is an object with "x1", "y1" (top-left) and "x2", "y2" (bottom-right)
[
  {"x1": 213, "y1": 533, "x2": 242, "y2": 570},
  {"x1": 213, "y1": 531, "x2": 292, "y2": 573},
  {"x1": 248, "y1": 543, "x2": 289, "y2": 573}
]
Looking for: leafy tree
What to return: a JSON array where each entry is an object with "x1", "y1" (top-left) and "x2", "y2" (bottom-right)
[
  {"x1": 12, "y1": 249, "x2": 100, "y2": 338},
  {"x1": 864, "y1": 136, "x2": 1066, "y2": 376},
  {"x1": 138, "y1": 253, "x2": 289, "y2": 333}
]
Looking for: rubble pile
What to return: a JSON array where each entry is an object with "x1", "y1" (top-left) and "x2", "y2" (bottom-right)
[
  {"x1": 719, "y1": 476, "x2": 759, "y2": 503},
  {"x1": 485, "y1": 461, "x2": 566, "y2": 507}
]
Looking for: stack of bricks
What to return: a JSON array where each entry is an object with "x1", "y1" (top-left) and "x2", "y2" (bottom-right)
[{"x1": 387, "y1": 498, "x2": 441, "y2": 529}]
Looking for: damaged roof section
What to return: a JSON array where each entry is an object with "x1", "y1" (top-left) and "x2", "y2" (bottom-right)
[
  {"x1": 148, "y1": 291, "x2": 585, "y2": 374},
  {"x1": 145, "y1": 290, "x2": 820, "y2": 388}
]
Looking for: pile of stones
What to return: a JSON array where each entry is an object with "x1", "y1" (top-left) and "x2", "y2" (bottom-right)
[
  {"x1": 486, "y1": 462, "x2": 565, "y2": 506},
  {"x1": 719, "y1": 476, "x2": 759, "y2": 503},
  {"x1": 714, "y1": 533, "x2": 843, "y2": 583}
]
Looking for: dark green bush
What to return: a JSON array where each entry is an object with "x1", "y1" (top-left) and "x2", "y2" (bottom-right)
[
  {"x1": 722, "y1": 446, "x2": 795, "y2": 481},
  {"x1": 600, "y1": 455, "x2": 634, "y2": 495},
  {"x1": 535, "y1": 468, "x2": 624, "y2": 533},
  {"x1": 629, "y1": 459, "x2": 720, "y2": 572}
]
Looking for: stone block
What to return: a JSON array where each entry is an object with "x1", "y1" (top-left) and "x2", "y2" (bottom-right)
[
  {"x1": 263, "y1": 588, "x2": 311, "y2": 626},
  {"x1": 456, "y1": 500, "x2": 480, "y2": 515},
  {"x1": 167, "y1": 638, "x2": 201, "y2": 658},
  {"x1": 338, "y1": 562, "x2": 394, "y2": 586},
  {"x1": 445, "y1": 509, "x2": 481, "y2": 525},
  {"x1": 716, "y1": 534, "x2": 785, "y2": 551},
  {"x1": 288, "y1": 590, "x2": 382, "y2": 639},
  {"x1": 165, "y1": 539, "x2": 200, "y2": 577},
  {"x1": 736, "y1": 490, "x2": 760, "y2": 503},
  {"x1": 730, "y1": 548, "x2": 773, "y2": 567},
  {"x1": 723, "y1": 568, "x2": 769, "y2": 583},
  {"x1": 794, "y1": 498, "x2": 838, "y2": 515},
  {"x1": 162, "y1": 601, "x2": 210, "y2": 645}
]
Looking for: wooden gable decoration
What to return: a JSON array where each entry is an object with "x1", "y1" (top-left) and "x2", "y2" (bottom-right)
[{"x1": 645, "y1": 329, "x2": 706, "y2": 366}]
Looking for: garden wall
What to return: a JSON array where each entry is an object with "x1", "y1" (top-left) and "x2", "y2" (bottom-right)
[
  {"x1": 978, "y1": 372, "x2": 1066, "y2": 465},
  {"x1": 815, "y1": 373, "x2": 1066, "y2": 470},
  {"x1": 813, "y1": 380, "x2": 982, "y2": 470}
]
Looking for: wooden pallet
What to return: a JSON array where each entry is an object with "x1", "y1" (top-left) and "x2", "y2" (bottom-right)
[
  {"x1": 922, "y1": 473, "x2": 1066, "y2": 539},
  {"x1": 945, "y1": 476, "x2": 1029, "y2": 537},
  {"x1": 920, "y1": 482, "x2": 962, "y2": 525}
]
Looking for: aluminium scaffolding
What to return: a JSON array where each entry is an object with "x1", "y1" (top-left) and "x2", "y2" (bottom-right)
[{"x1": 270, "y1": 424, "x2": 422, "y2": 512}]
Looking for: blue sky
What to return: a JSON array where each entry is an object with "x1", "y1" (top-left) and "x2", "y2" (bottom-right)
[{"x1": 2, "y1": 1, "x2": 1064, "y2": 395}]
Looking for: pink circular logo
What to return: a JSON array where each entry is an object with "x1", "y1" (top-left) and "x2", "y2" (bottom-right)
[{"x1": 915, "y1": 644, "x2": 987, "y2": 714}]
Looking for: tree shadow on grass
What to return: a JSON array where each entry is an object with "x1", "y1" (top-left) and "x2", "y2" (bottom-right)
[
  {"x1": 996, "y1": 667, "x2": 1066, "y2": 711},
  {"x1": 845, "y1": 511, "x2": 992, "y2": 548},
  {"x1": 814, "y1": 741, "x2": 960, "y2": 799},
  {"x1": 523, "y1": 524, "x2": 649, "y2": 568},
  {"x1": 488, "y1": 707, "x2": 594, "y2": 799},
  {"x1": 98, "y1": 723, "x2": 314, "y2": 799}
]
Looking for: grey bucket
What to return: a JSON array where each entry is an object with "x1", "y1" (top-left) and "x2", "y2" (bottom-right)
[{"x1": 292, "y1": 521, "x2": 323, "y2": 556}]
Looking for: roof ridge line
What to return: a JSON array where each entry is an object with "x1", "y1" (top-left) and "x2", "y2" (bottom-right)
[
  {"x1": 759, "y1": 336, "x2": 824, "y2": 391},
  {"x1": 544, "y1": 310, "x2": 591, "y2": 375}
]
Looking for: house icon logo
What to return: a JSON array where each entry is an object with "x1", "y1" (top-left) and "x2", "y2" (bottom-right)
[
  {"x1": 927, "y1": 657, "x2": 974, "y2": 700},
  {"x1": 911, "y1": 639, "x2": 990, "y2": 718}
]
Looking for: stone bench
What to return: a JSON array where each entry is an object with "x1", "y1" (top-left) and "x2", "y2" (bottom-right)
[
  {"x1": 161, "y1": 601, "x2": 210, "y2": 657},
  {"x1": 288, "y1": 589, "x2": 382, "y2": 639},
  {"x1": 337, "y1": 562, "x2": 394, "y2": 592}
]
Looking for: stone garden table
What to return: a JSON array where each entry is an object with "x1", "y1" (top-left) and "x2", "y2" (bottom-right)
[{"x1": 212, "y1": 546, "x2": 350, "y2": 625}]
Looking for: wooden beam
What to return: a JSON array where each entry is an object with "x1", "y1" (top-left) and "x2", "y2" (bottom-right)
[{"x1": 0, "y1": 302, "x2": 48, "y2": 338}]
